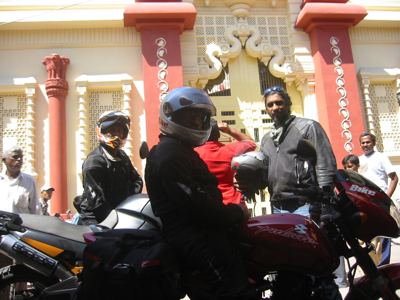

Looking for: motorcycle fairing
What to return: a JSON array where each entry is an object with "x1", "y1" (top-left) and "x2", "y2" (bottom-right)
[
  {"x1": 335, "y1": 170, "x2": 399, "y2": 241},
  {"x1": 345, "y1": 263, "x2": 400, "y2": 300},
  {"x1": 244, "y1": 213, "x2": 338, "y2": 276}
]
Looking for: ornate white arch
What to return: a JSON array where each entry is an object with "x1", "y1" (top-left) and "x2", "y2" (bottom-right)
[{"x1": 191, "y1": 1, "x2": 294, "y2": 88}]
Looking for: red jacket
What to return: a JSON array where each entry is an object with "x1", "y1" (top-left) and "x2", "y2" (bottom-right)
[{"x1": 195, "y1": 140, "x2": 256, "y2": 205}]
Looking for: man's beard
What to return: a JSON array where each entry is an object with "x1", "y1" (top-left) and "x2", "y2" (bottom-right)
[{"x1": 272, "y1": 111, "x2": 291, "y2": 127}]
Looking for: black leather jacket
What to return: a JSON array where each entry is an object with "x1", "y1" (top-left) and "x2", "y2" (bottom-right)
[
  {"x1": 145, "y1": 135, "x2": 244, "y2": 236},
  {"x1": 261, "y1": 116, "x2": 337, "y2": 204},
  {"x1": 80, "y1": 145, "x2": 143, "y2": 224}
]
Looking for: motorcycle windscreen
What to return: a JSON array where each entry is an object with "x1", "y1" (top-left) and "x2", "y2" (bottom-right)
[
  {"x1": 335, "y1": 169, "x2": 399, "y2": 242},
  {"x1": 244, "y1": 214, "x2": 339, "y2": 276}
]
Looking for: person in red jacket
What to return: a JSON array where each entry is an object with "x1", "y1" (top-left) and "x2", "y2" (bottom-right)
[{"x1": 195, "y1": 119, "x2": 256, "y2": 205}]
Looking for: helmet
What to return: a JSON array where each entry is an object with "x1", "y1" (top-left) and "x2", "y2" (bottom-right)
[
  {"x1": 159, "y1": 87, "x2": 216, "y2": 146},
  {"x1": 96, "y1": 111, "x2": 130, "y2": 149},
  {"x1": 231, "y1": 151, "x2": 269, "y2": 193}
]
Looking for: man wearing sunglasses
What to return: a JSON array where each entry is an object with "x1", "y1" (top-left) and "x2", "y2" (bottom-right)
[
  {"x1": 0, "y1": 145, "x2": 40, "y2": 214},
  {"x1": 260, "y1": 85, "x2": 337, "y2": 217},
  {"x1": 260, "y1": 87, "x2": 346, "y2": 289},
  {"x1": 78, "y1": 111, "x2": 143, "y2": 225}
]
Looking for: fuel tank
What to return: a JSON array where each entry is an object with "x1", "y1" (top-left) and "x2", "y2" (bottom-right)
[
  {"x1": 335, "y1": 170, "x2": 399, "y2": 241},
  {"x1": 244, "y1": 213, "x2": 338, "y2": 276}
]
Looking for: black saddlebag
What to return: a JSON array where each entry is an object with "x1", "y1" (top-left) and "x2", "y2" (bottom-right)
[{"x1": 77, "y1": 229, "x2": 182, "y2": 300}]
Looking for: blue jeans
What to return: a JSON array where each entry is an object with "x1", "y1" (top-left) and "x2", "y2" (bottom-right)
[
  {"x1": 378, "y1": 237, "x2": 391, "y2": 266},
  {"x1": 272, "y1": 203, "x2": 310, "y2": 217}
]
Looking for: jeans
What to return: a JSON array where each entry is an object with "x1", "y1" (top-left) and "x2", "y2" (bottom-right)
[
  {"x1": 378, "y1": 237, "x2": 391, "y2": 266},
  {"x1": 272, "y1": 203, "x2": 310, "y2": 217}
]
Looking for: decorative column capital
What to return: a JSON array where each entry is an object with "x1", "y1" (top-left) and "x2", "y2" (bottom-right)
[
  {"x1": 42, "y1": 54, "x2": 70, "y2": 98},
  {"x1": 295, "y1": 2, "x2": 367, "y2": 32},
  {"x1": 124, "y1": 2, "x2": 196, "y2": 33},
  {"x1": 224, "y1": 0, "x2": 256, "y2": 18}
]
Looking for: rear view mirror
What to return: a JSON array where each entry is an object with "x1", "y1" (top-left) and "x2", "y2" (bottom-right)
[{"x1": 139, "y1": 142, "x2": 149, "y2": 159}]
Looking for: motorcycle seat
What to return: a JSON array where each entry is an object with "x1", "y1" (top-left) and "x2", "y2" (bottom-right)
[{"x1": 19, "y1": 214, "x2": 96, "y2": 243}]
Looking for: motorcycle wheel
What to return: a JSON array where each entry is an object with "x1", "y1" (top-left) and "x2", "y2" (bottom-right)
[
  {"x1": 0, "y1": 264, "x2": 58, "y2": 299},
  {"x1": 270, "y1": 272, "x2": 342, "y2": 300}
]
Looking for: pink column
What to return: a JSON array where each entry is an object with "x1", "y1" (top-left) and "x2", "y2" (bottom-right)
[
  {"x1": 42, "y1": 54, "x2": 70, "y2": 214},
  {"x1": 296, "y1": 0, "x2": 367, "y2": 161},
  {"x1": 124, "y1": 1, "x2": 196, "y2": 148}
]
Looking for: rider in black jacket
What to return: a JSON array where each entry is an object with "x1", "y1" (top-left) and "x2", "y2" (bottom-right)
[
  {"x1": 145, "y1": 87, "x2": 257, "y2": 300},
  {"x1": 260, "y1": 86, "x2": 337, "y2": 216},
  {"x1": 79, "y1": 111, "x2": 143, "y2": 225}
]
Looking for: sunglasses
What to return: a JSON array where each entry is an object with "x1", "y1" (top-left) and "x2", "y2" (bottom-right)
[{"x1": 263, "y1": 86, "x2": 285, "y2": 96}]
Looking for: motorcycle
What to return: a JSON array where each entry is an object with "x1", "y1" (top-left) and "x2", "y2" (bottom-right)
[
  {"x1": 1, "y1": 139, "x2": 400, "y2": 299},
  {"x1": 230, "y1": 140, "x2": 400, "y2": 299},
  {"x1": 0, "y1": 193, "x2": 160, "y2": 299}
]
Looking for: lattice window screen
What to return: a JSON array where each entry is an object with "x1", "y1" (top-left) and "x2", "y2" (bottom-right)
[
  {"x1": 88, "y1": 90, "x2": 123, "y2": 152},
  {"x1": 368, "y1": 83, "x2": 400, "y2": 153},
  {"x1": 0, "y1": 94, "x2": 27, "y2": 172},
  {"x1": 195, "y1": 15, "x2": 292, "y2": 63}
]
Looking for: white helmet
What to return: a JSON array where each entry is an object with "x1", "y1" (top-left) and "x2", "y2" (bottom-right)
[
  {"x1": 159, "y1": 87, "x2": 216, "y2": 146},
  {"x1": 231, "y1": 151, "x2": 269, "y2": 192}
]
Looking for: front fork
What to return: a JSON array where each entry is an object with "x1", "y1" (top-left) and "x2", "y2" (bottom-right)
[{"x1": 331, "y1": 217, "x2": 399, "y2": 300}]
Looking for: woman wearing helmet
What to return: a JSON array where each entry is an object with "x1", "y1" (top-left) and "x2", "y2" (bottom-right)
[
  {"x1": 78, "y1": 110, "x2": 143, "y2": 225},
  {"x1": 145, "y1": 87, "x2": 258, "y2": 299}
]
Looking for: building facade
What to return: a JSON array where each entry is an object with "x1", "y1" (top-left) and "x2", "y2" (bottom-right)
[{"x1": 0, "y1": 0, "x2": 399, "y2": 214}]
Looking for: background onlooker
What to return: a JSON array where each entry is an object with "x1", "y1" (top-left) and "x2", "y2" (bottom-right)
[
  {"x1": 39, "y1": 184, "x2": 55, "y2": 216},
  {"x1": 359, "y1": 131, "x2": 398, "y2": 266},
  {"x1": 195, "y1": 119, "x2": 256, "y2": 205},
  {"x1": 0, "y1": 145, "x2": 39, "y2": 214},
  {"x1": 341, "y1": 154, "x2": 360, "y2": 172}
]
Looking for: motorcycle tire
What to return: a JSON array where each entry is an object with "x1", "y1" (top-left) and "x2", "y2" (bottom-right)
[
  {"x1": 0, "y1": 264, "x2": 58, "y2": 300},
  {"x1": 271, "y1": 272, "x2": 342, "y2": 300}
]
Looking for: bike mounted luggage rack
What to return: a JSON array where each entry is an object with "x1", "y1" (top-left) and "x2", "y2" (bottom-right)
[{"x1": 0, "y1": 210, "x2": 25, "y2": 235}]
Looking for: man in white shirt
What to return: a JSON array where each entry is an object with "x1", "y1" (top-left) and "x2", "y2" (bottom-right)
[
  {"x1": 359, "y1": 132, "x2": 398, "y2": 266},
  {"x1": 0, "y1": 146, "x2": 39, "y2": 214}
]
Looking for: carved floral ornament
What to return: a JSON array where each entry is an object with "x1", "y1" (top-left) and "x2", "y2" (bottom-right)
[
  {"x1": 156, "y1": 37, "x2": 169, "y2": 102},
  {"x1": 330, "y1": 36, "x2": 353, "y2": 153},
  {"x1": 194, "y1": 4, "x2": 293, "y2": 88}
]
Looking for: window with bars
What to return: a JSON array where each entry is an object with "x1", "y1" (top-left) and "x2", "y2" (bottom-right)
[
  {"x1": 88, "y1": 90, "x2": 123, "y2": 152},
  {"x1": 224, "y1": 120, "x2": 236, "y2": 125},
  {"x1": 221, "y1": 111, "x2": 235, "y2": 116},
  {"x1": 258, "y1": 59, "x2": 286, "y2": 95},
  {"x1": 204, "y1": 64, "x2": 231, "y2": 96},
  {"x1": 254, "y1": 128, "x2": 259, "y2": 142},
  {"x1": 0, "y1": 94, "x2": 27, "y2": 172},
  {"x1": 367, "y1": 83, "x2": 400, "y2": 153}
]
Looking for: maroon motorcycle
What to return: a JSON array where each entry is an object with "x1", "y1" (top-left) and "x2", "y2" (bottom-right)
[{"x1": 232, "y1": 140, "x2": 400, "y2": 299}]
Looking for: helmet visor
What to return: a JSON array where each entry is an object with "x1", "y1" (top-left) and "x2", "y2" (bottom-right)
[{"x1": 172, "y1": 108, "x2": 211, "y2": 131}]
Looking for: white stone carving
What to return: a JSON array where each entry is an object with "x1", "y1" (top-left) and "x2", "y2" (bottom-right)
[
  {"x1": 156, "y1": 38, "x2": 169, "y2": 102},
  {"x1": 195, "y1": 15, "x2": 292, "y2": 88},
  {"x1": 330, "y1": 36, "x2": 353, "y2": 153}
]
